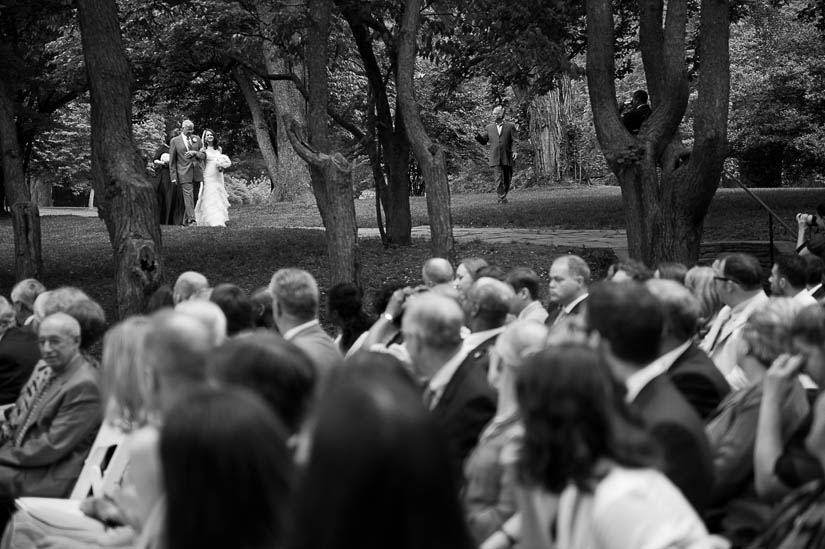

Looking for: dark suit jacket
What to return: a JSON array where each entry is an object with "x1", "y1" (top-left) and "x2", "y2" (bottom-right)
[
  {"x1": 168, "y1": 133, "x2": 205, "y2": 184},
  {"x1": 0, "y1": 328, "x2": 40, "y2": 406},
  {"x1": 668, "y1": 343, "x2": 731, "y2": 420},
  {"x1": 432, "y1": 337, "x2": 498, "y2": 486},
  {"x1": 288, "y1": 322, "x2": 343, "y2": 381},
  {"x1": 476, "y1": 122, "x2": 516, "y2": 167},
  {"x1": 546, "y1": 295, "x2": 588, "y2": 327},
  {"x1": 633, "y1": 373, "x2": 715, "y2": 514},
  {"x1": 622, "y1": 104, "x2": 652, "y2": 134},
  {"x1": 0, "y1": 354, "x2": 103, "y2": 497}
]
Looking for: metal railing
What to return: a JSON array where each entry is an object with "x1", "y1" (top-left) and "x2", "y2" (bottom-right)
[{"x1": 721, "y1": 169, "x2": 796, "y2": 266}]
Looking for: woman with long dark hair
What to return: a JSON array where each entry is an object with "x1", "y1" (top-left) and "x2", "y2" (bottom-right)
[
  {"x1": 327, "y1": 282, "x2": 374, "y2": 354},
  {"x1": 161, "y1": 387, "x2": 293, "y2": 549},
  {"x1": 515, "y1": 344, "x2": 714, "y2": 549},
  {"x1": 288, "y1": 356, "x2": 475, "y2": 549}
]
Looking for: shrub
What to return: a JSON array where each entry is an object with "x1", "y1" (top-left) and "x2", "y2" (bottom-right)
[{"x1": 225, "y1": 174, "x2": 272, "y2": 205}]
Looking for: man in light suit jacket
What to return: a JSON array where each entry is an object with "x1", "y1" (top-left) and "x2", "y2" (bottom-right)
[
  {"x1": 0, "y1": 313, "x2": 102, "y2": 498},
  {"x1": 269, "y1": 269, "x2": 342, "y2": 382},
  {"x1": 476, "y1": 106, "x2": 517, "y2": 203},
  {"x1": 168, "y1": 119, "x2": 205, "y2": 226},
  {"x1": 699, "y1": 253, "x2": 768, "y2": 390}
]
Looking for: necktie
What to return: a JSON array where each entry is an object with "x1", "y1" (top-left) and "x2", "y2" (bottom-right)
[
  {"x1": 1, "y1": 366, "x2": 54, "y2": 445},
  {"x1": 705, "y1": 308, "x2": 733, "y2": 353},
  {"x1": 423, "y1": 386, "x2": 436, "y2": 410},
  {"x1": 552, "y1": 308, "x2": 567, "y2": 326}
]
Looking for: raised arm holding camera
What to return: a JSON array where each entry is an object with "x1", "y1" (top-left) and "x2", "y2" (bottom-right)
[{"x1": 795, "y1": 203, "x2": 825, "y2": 258}]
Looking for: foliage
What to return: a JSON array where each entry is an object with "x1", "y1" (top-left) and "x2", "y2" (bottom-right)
[
  {"x1": 27, "y1": 96, "x2": 165, "y2": 197},
  {"x1": 728, "y1": 0, "x2": 825, "y2": 185},
  {"x1": 225, "y1": 174, "x2": 274, "y2": 205}
]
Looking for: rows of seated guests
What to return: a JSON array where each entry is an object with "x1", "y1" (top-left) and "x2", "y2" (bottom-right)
[{"x1": 2, "y1": 248, "x2": 825, "y2": 549}]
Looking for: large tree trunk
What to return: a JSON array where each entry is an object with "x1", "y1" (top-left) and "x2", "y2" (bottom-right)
[
  {"x1": 283, "y1": 0, "x2": 358, "y2": 286},
  {"x1": 0, "y1": 80, "x2": 43, "y2": 279},
  {"x1": 381, "y1": 117, "x2": 412, "y2": 245},
  {"x1": 526, "y1": 76, "x2": 573, "y2": 183},
  {"x1": 77, "y1": 0, "x2": 163, "y2": 317},
  {"x1": 231, "y1": 65, "x2": 280, "y2": 198},
  {"x1": 256, "y1": 3, "x2": 311, "y2": 203},
  {"x1": 586, "y1": 0, "x2": 728, "y2": 265},
  {"x1": 397, "y1": 0, "x2": 454, "y2": 259}
]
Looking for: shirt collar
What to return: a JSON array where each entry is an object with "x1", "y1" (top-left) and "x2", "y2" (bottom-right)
[
  {"x1": 427, "y1": 327, "x2": 503, "y2": 409},
  {"x1": 563, "y1": 292, "x2": 589, "y2": 315},
  {"x1": 518, "y1": 301, "x2": 547, "y2": 320},
  {"x1": 283, "y1": 319, "x2": 320, "y2": 341},
  {"x1": 807, "y1": 283, "x2": 823, "y2": 297},
  {"x1": 427, "y1": 348, "x2": 467, "y2": 410},
  {"x1": 625, "y1": 358, "x2": 669, "y2": 403},
  {"x1": 649, "y1": 339, "x2": 692, "y2": 374},
  {"x1": 730, "y1": 291, "x2": 767, "y2": 317}
]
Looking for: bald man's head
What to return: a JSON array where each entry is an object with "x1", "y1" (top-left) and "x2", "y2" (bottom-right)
[
  {"x1": 422, "y1": 258, "x2": 454, "y2": 287},
  {"x1": 173, "y1": 271, "x2": 209, "y2": 304},
  {"x1": 38, "y1": 312, "x2": 81, "y2": 371},
  {"x1": 403, "y1": 293, "x2": 464, "y2": 353}
]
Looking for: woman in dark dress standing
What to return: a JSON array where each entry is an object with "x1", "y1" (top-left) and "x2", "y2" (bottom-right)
[{"x1": 152, "y1": 128, "x2": 184, "y2": 225}]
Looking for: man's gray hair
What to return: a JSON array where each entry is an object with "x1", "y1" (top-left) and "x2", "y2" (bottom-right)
[
  {"x1": 404, "y1": 293, "x2": 464, "y2": 352},
  {"x1": 268, "y1": 268, "x2": 319, "y2": 321},
  {"x1": 11, "y1": 279, "x2": 46, "y2": 308},
  {"x1": 468, "y1": 277, "x2": 515, "y2": 328},
  {"x1": 555, "y1": 254, "x2": 591, "y2": 285},
  {"x1": 0, "y1": 297, "x2": 14, "y2": 330},
  {"x1": 646, "y1": 278, "x2": 701, "y2": 341},
  {"x1": 422, "y1": 258, "x2": 454, "y2": 287},
  {"x1": 37, "y1": 287, "x2": 90, "y2": 319},
  {"x1": 173, "y1": 271, "x2": 209, "y2": 304}
]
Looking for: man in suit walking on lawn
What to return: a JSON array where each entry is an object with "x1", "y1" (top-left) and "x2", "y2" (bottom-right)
[
  {"x1": 476, "y1": 106, "x2": 517, "y2": 204},
  {"x1": 168, "y1": 119, "x2": 205, "y2": 226}
]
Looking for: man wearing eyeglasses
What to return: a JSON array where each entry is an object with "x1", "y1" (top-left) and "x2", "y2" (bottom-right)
[{"x1": 699, "y1": 253, "x2": 769, "y2": 390}]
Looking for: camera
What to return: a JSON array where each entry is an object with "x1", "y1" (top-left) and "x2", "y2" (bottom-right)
[{"x1": 797, "y1": 213, "x2": 819, "y2": 227}]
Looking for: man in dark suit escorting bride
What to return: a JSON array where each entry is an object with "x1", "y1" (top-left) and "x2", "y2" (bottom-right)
[{"x1": 168, "y1": 119, "x2": 205, "y2": 226}]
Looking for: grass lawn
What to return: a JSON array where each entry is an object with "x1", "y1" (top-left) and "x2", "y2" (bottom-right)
[
  {"x1": 1, "y1": 184, "x2": 821, "y2": 321},
  {"x1": 0, "y1": 215, "x2": 616, "y2": 322},
  {"x1": 258, "y1": 186, "x2": 824, "y2": 242}
]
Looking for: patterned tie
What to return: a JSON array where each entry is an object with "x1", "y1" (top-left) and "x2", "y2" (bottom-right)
[
  {"x1": 1, "y1": 365, "x2": 54, "y2": 446},
  {"x1": 423, "y1": 386, "x2": 436, "y2": 410}
]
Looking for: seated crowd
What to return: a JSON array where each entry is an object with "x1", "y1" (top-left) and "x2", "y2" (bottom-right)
[{"x1": 2, "y1": 247, "x2": 825, "y2": 549}]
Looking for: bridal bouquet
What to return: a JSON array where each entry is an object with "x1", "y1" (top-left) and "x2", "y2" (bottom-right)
[{"x1": 216, "y1": 154, "x2": 232, "y2": 172}]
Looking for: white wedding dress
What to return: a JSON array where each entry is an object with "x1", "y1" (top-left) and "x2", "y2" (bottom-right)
[{"x1": 195, "y1": 147, "x2": 230, "y2": 227}]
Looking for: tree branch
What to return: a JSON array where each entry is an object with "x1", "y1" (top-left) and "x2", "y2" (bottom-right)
[
  {"x1": 685, "y1": 0, "x2": 729, "y2": 190},
  {"x1": 585, "y1": 0, "x2": 634, "y2": 169},
  {"x1": 228, "y1": 53, "x2": 365, "y2": 140}
]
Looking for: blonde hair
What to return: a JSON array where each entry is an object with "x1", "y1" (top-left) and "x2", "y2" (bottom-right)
[
  {"x1": 742, "y1": 298, "x2": 804, "y2": 365},
  {"x1": 685, "y1": 266, "x2": 723, "y2": 326},
  {"x1": 101, "y1": 316, "x2": 152, "y2": 431}
]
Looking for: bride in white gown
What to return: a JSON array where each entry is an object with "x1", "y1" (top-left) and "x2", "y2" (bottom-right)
[{"x1": 195, "y1": 129, "x2": 230, "y2": 227}]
